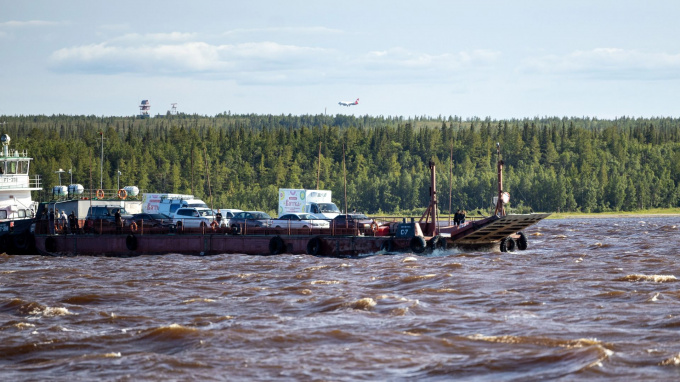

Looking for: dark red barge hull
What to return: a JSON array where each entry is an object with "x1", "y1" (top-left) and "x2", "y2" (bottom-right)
[{"x1": 33, "y1": 233, "x2": 417, "y2": 257}]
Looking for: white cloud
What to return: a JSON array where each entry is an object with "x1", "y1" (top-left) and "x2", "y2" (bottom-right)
[
  {"x1": 110, "y1": 32, "x2": 199, "y2": 44},
  {"x1": 0, "y1": 20, "x2": 66, "y2": 28},
  {"x1": 48, "y1": 33, "x2": 501, "y2": 85},
  {"x1": 49, "y1": 39, "x2": 333, "y2": 83},
  {"x1": 223, "y1": 26, "x2": 344, "y2": 36},
  {"x1": 522, "y1": 48, "x2": 680, "y2": 80}
]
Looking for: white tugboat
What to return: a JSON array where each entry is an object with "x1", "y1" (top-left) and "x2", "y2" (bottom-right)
[{"x1": 0, "y1": 134, "x2": 41, "y2": 253}]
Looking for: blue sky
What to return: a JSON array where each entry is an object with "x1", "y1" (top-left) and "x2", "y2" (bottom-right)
[{"x1": 2, "y1": 1, "x2": 679, "y2": 119}]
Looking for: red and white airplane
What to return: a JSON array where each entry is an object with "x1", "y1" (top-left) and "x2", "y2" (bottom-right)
[{"x1": 338, "y1": 98, "x2": 359, "y2": 107}]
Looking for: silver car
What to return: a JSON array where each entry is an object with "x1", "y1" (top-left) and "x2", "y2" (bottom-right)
[{"x1": 271, "y1": 213, "x2": 330, "y2": 229}]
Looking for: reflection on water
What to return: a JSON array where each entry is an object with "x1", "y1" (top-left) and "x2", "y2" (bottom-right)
[{"x1": 1, "y1": 217, "x2": 679, "y2": 380}]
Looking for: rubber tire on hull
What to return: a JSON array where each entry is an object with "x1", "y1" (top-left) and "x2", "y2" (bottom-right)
[
  {"x1": 516, "y1": 231, "x2": 528, "y2": 250},
  {"x1": 409, "y1": 236, "x2": 427, "y2": 254},
  {"x1": 435, "y1": 235, "x2": 448, "y2": 250},
  {"x1": 269, "y1": 236, "x2": 286, "y2": 255},
  {"x1": 500, "y1": 237, "x2": 516, "y2": 252},
  {"x1": 45, "y1": 236, "x2": 57, "y2": 253},
  {"x1": 306, "y1": 237, "x2": 323, "y2": 256},
  {"x1": 231, "y1": 225, "x2": 241, "y2": 235},
  {"x1": 126, "y1": 234, "x2": 138, "y2": 251},
  {"x1": 13, "y1": 233, "x2": 30, "y2": 251},
  {"x1": 380, "y1": 239, "x2": 394, "y2": 253}
]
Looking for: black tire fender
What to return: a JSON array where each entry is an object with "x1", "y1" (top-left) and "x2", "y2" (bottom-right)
[
  {"x1": 380, "y1": 239, "x2": 394, "y2": 253},
  {"x1": 409, "y1": 236, "x2": 426, "y2": 254},
  {"x1": 269, "y1": 236, "x2": 285, "y2": 255},
  {"x1": 517, "y1": 231, "x2": 528, "y2": 250},
  {"x1": 13, "y1": 233, "x2": 29, "y2": 250},
  {"x1": 306, "y1": 236, "x2": 323, "y2": 256},
  {"x1": 126, "y1": 234, "x2": 138, "y2": 251},
  {"x1": 433, "y1": 235, "x2": 447, "y2": 250},
  {"x1": 231, "y1": 225, "x2": 241, "y2": 235},
  {"x1": 500, "y1": 237, "x2": 516, "y2": 252},
  {"x1": 45, "y1": 236, "x2": 57, "y2": 252}
]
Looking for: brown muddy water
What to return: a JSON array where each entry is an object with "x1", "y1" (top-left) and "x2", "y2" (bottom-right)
[{"x1": 2, "y1": 217, "x2": 680, "y2": 381}]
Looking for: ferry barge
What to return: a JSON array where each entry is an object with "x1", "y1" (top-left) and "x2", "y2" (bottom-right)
[{"x1": 32, "y1": 145, "x2": 549, "y2": 257}]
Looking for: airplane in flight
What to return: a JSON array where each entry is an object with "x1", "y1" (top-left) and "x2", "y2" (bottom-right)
[{"x1": 338, "y1": 98, "x2": 359, "y2": 107}]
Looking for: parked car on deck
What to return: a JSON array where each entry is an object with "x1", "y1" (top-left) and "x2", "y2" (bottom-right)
[
  {"x1": 215, "y1": 208, "x2": 243, "y2": 227},
  {"x1": 127, "y1": 213, "x2": 175, "y2": 229},
  {"x1": 229, "y1": 211, "x2": 272, "y2": 231},
  {"x1": 271, "y1": 213, "x2": 330, "y2": 229},
  {"x1": 331, "y1": 213, "x2": 377, "y2": 232},
  {"x1": 173, "y1": 207, "x2": 216, "y2": 229},
  {"x1": 84, "y1": 206, "x2": 132, "y2": 232}
]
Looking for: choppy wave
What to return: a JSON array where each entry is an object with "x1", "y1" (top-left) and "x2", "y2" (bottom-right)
[
  {"x1": 3, "y1": 217, "x2": 680, "y2": 380},
  {"x1": 616, "y1": 274, "x2": 677, "y2": 283}
]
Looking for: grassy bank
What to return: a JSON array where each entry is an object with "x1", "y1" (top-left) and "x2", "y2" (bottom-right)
[{"x1": 547, "y1": 208, "x2": 680, "y2": 219}]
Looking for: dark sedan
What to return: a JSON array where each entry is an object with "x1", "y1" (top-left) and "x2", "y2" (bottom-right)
[
  {"x1": 229, "y1": 211, "x2": 272, "y2": 230},
  {"x1": 332, "y1": 213, "x2": 377, "y2": 231},
  {"x1": 127, "y1": 213, "x2": 175, "y2": 229}
]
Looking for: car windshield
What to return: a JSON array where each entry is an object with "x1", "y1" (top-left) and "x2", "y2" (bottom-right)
[
  {"x1": 352, "y1": 214, "x2": 369, "y2": 219},
  {"x1": 317, "y1": 203, "x2": 340, "y2": 213},
  {"x1": 196, "y1": 209, "x2": 213, "y2": 217},
  {"x1": 251, "y1": 212, "x2": 271, "y2": 219},
  {"x1": 148, "y1": 214, "x2": 170, "y2": 220},
  {"x1": 298, "y1": 213, "x2": 314, "y2": 220}
]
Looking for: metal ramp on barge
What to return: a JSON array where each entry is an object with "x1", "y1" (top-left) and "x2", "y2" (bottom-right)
[{"x1": 444, "y1": 213, "x2": 551, "y2": 245}]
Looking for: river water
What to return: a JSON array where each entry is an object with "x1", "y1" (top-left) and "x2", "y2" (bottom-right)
[{"x1": 2, "y1": 217, "x2": 680, "y2": 381}]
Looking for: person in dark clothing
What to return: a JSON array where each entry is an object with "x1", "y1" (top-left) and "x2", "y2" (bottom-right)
[
  {"x1": 460, "y1": 210, "x2": 466, "y2": 225},
  {"x1": 114, "y1": 209, "x2": 122, "y2": 234},
  {"x1": 48, "y1": 208, "x2": 55, "y2": 234},
  {"x1": 68, "y1": 211, "x2": 77, "y2": 234},
  {"x1": 454, "y1": 210, "x2": 460, "y2": 226}
]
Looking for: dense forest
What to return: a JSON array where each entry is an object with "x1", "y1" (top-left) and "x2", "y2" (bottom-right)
[{"x1": 2, "y1": 113, "x2": 680, "y2": 216}]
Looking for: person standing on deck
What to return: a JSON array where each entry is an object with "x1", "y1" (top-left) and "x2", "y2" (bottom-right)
[
  {"x1": 68, "y1": 211, "x2": 77, "y2": 234},
  {"x1": 115, "y1": 209, "x2": 122, "y2": 235},
  {"x1": 49, "y1": 208, "x2": 55, "y2": 234}
]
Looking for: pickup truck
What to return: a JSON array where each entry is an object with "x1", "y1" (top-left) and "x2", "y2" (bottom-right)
[{"x1": 173, "y1": 207, "x2": 216, "y2": 229}]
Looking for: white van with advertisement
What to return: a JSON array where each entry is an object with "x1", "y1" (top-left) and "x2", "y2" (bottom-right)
[
  {"x1": 142, "y1": 193, "x2": 209, "y2": 217},
  {"x1": 278, "y1": 189, "x2": 340, "y2": 220}
]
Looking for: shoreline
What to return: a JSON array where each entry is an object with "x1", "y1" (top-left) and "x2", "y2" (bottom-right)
[{"x1": 547, "y1": 212, "x2": 680, "y2": 219}]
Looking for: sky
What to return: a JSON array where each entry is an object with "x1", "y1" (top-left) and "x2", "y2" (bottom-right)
[{"x1": 1, "y1": 0, "x2": 680, "y2": 119}]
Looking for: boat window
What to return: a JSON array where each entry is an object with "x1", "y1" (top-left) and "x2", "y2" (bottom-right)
[
  {"x1": 18, "y1": 210, "x2": 26, "y2": 218},
  {"x1": 6, "y1": 161, "x2": 16, "y2": 175},
  {"x1": 18, "y1": 161, "x2": 28, "y2": 174},
  {"x1": 0, "y1": 210, "x2": 6, "y2": 219}
]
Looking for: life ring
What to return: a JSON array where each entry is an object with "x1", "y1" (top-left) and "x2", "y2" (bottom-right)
[
  {"x1": 269, "y1": 236, "x2": 286, "y2": 255},
  {"x1": 126, "y1": 234, "x2": 138, "y2": 251},
  {"x1": 306, "y1": 236, "x2": 323, "y2": 256},
  {"x1": 45, "y1": 236, "x2": 57, "y2": 252},
  {"x1": 96, "y1": 189, "x2": 105, "y2": 199},
  {"x1": 380, "y1": 239, "x2": 394, "y2": 253},
  {"x1": 130, "y1": 222, "x2": 138, "y2": 232},
  {"x1": 516, "y1": 231, "x2": 528, "y2": 250},
  {"x1": 117, "y1": 189, "x2": 127, "y2": 200},
  {"x1": 210, "y1": 221, "x2": 219, "y2": 229},
  {"x1": 409, "y1": 236, "x2": 426, "y2": 254}
]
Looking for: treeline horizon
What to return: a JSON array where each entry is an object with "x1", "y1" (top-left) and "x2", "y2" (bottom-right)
[{"x1": 2, "y1": 113, "x2": 680, "y2": 216}]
